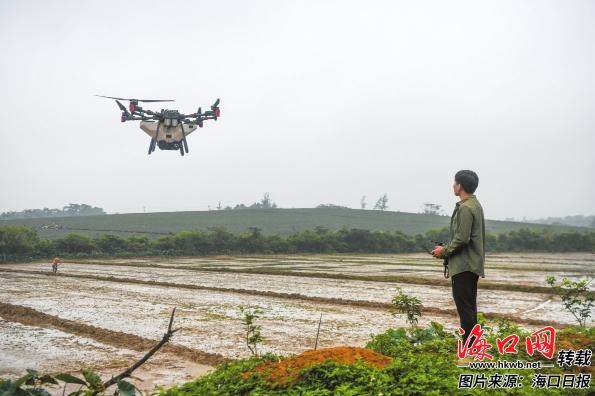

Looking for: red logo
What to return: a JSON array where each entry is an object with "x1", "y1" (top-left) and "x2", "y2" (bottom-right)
[{"x1": 458, "y1": 325, "x2": 557, "y2": 360}]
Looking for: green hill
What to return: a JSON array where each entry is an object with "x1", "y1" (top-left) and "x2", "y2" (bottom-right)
[{"x1": 0, "y1": 207, "x2": 583, "y2": 240}]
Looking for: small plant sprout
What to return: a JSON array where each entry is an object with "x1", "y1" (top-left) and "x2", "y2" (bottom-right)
[
  {"x1": 391, "y1": 287, "x2": 423, "y2": 327},
  {"x1": 239, "y1": 305, "x2": 265, "y2": 356},
  {"x1": 546, "y1": 276, "x2": 594, "y2": 328}
]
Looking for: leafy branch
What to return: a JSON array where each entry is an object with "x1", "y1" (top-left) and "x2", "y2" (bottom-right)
[
  {"x1": 239, "y1": 305, "x2": 264, "y2": 356},
  {"x1": 391, "y1": 287, "x2": 423, "y2": 327},
  {"x1": 546, "y1": 276, "x2": 594, "y2": 327}
]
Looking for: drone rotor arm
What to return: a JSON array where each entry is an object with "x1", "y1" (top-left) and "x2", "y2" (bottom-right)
[{"x1": 142, "y1": 109, "x2": 159, "y2": 117}]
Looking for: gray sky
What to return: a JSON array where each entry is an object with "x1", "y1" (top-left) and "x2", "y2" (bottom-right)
[{"x1": 1, "y1": 0, "x2": 593, "y2": 220}]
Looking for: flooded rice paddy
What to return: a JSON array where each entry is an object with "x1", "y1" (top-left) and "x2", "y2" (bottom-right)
[{"x1": 1, "y1": 252, "x2": 593, "y2": 390}]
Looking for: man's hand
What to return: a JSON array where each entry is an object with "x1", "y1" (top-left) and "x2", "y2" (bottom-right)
[{"x1": 431, "y1": 245, "x2": 444, "y2": 258}]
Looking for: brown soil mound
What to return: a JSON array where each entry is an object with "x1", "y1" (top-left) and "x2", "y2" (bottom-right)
[{"x1": 244, "y1": 346, "x2": 392, "y2": 384}]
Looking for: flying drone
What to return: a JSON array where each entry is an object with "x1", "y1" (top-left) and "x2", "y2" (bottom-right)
[{"x1": 96, "y1": 95, "x2": 221, "y2": 156}]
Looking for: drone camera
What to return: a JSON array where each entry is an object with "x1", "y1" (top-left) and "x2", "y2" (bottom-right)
[{"x1": 164, "y1": 118, "x2": 180, "y2": 127}]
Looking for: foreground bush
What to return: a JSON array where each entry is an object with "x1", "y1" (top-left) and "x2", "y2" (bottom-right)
[
  {"x1": 3, "y1": 322, "x2": 592, "y2": 395},
  {"x1": 159, "y1": 322, "x2": 594, "y2": 395}
]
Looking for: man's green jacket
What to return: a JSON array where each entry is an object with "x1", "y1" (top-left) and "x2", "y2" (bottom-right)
[{"x1": 440, "y1": 195, "x2": 486, "y2": 278}]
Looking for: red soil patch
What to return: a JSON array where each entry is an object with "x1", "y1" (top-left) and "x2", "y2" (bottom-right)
[{"x1": 243, "y1": 346, "x2": 392, "y2": 384}]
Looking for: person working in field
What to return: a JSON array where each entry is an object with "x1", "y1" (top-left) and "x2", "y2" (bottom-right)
[
  {"x1": 431, "y1": 170, "x2": 485, "y2": 348},
  {"x1": 51, "y1": 257, "x2": 61, "y2": 274}
]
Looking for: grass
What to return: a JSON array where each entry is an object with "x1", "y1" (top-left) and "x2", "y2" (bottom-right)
[{"x1": 0, "y1": 207, "x2": 582, "y2": 239}]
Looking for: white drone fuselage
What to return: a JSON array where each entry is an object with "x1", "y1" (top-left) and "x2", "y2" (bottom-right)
[{"x1": 140, "y1": 119, "x2": 197, "y2": 151}]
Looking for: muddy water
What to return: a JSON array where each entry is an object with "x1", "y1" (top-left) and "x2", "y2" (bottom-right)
[
  {"x1": 0, "y1": 317, "x2": 211, "y2": 394},
  {"x1": 0, "y1": 271, "x2": 449, "y2": 359},
  {"x1": 0, "y1": 317, "x2": 133, "y2": 376},
  {"x1": 56, "y1": 252, "x2": 595, "y2": 287},
  {"x1": 8, "y1": 260, "x2": 587, "y2": 287},
  {"x1": 1, "y1": 252, "x2": 592, "y2": 390},
  {"x1": 0, "y1": 262, "x2": 586, "y2": 324}
]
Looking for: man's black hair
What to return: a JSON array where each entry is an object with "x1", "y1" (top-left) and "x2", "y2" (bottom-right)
[{"x1": 455, "y1": 170, "x2": 479, "y2": 194}]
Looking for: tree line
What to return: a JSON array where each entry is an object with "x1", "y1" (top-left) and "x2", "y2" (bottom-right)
[
  {"x1": 0, "y1": 225, "x2": 593, "y2": 262},
  {"x1": 0, "y1": 203, "x2": 106, "y2": 220}
]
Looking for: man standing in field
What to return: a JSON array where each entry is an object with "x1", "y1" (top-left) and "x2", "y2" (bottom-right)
[
  {"x1": 51, "y1": 257, "x2": 61, "y2": 274},
  {"x1": 431, "y1": 170, "x2": 485, "y2": 346}
]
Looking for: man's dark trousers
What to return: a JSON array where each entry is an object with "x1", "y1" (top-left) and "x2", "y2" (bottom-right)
[{"x1": 452, "y1": 271, "x2": 479, "y2": 344}]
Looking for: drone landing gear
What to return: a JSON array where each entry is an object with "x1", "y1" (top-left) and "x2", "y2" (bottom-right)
[
  {"x1": 179, "y1": 130, "x2": 189, "y2": 156},
  {"x1": 182, "y1": 136, "x2": 189, "y2": 154},
  {"x1": 148, "y1": 124, "x2": 159, "y2": 155},
  {"x1": 148, "y1": 139, "x2": 156, "y2": 155}
]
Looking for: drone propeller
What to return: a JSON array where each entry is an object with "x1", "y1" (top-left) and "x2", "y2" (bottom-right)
[
  {"x1": 115, "y1": 100, "x2": 129, "y2": 115},
  {"x1": 95, "y1": 95, "x2": 174, "y2": 103},
  {"x1": 96, "y1": 94, "x2": 174, "y2": 115},
  {"x1": 115, "y1": 100, "x2": 130, "y2": 122}
]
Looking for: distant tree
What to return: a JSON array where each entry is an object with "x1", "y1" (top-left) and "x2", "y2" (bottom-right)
[
  {"x1": 207, "y1": 226, "x2": 237, "y2": 252},
  {"x1": 249, "y1": 192, "x2": 277, "y2": 209},
  {"x1": 54, "y1": 233, "x2": 95, "y2": 254},
  {"x1": 0, "y1": 204, "x2": 105, "y2": 220},
  {"x1": 95, "y1": 235, "x2": 126, "y2": 254},
  {"x1": 373, "y1": 194, "x2": 388, "y2": 211},
  {"x1": 0, "y1": 226, "x2": 39, "y2": 260},
  {"x1": 125, "y1": 235, "x2": 151, "y2": 254},
  {"x1": 528, "y1": 215, "x2": 595, "y2": 228},
  {"x1": 233, "y1": 204, "x2": 248, "y2": 210},
  {"x1": 261, "y1": 192, "x2": 276, "y2": 208},
  {"x1": 63, "y1": 203, "x2": 105, "y2": 216},
  {"x1": 239, "y1": 227, "x2": 265, "y2": 253},
  {"x1": 217, "y1": 201, "x2": 223, "y2": 210},
  {"x1": 361, "y1": 196, "x2": 367, "y2": 209},
  {"x1": 422, "y1": 203, "x2": 442, "y2": 215}
]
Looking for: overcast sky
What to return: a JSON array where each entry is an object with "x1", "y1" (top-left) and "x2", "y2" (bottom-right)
[{"x1": 0, "y1": 0, "x2": 593, "y2": 220}]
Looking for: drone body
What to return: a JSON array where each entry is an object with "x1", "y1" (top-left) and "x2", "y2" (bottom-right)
[{"x1": 96, "y1": 95, "x2": 221, "y2": 156}]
